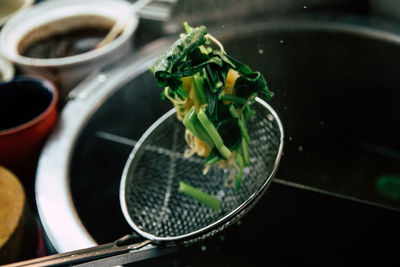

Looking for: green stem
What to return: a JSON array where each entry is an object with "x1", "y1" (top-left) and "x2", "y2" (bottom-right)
[
  {"x1": 229, "y1": 105, "x2": 250, "y2": 144},
  {"x1": 236, "y1": 153, "x2": 244, "y2": 191},
  {"x1": 244, "y1": 105, "x2": 255, "y2": 118},
  {"x1": 193, "y1": 73, "x2": 206, "y2": 105},
  {"x1": 183, "y1": 107, "x2": 214, "y2": 149},
  {"x1": 239, "y1": 92, "x2": 257, "y2": 114},
  {"x1": 241, "y1": 137, "x2": 250, "y2": 166},
  {"x1": 183, "y1": 22, "x2": 192, "y2": 33},
  {"x1": 179, "y1": 181, "x2": 221, "y2": 211},
  {"x1": 204, "y1": 155, "x2": 220, "y2": 165},
  {"x1": 197, "y1": 108, "x2": 232, "y2": 159},
  {"x1": 176, "y1": 84, "x2": 188, "y2": 98},
  {"x1": 219, "y1": 94, "x2": 246, "y2": 104}
]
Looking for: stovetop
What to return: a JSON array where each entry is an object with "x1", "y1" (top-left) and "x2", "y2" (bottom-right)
[
  {"x1": 65, "y1": 22, "x2": 400, "y2": 265},
  {"x1": 33, "y1": 1, "x2": 400, "y2": 266}
]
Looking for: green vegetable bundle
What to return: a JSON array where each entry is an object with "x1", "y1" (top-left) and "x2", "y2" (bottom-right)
[{"x1": 152, "y1": 23, "x2": 273, "y2": 191}]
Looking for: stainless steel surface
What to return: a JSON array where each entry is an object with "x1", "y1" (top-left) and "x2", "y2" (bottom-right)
[
  {"x1": 3, "y1": 238, "x2": 151, "y2": 267},
  {"x1": 97, "y1": 0, "x2": 152, "y2": 48},
  {"x1": 35, "y1": 39, "x2": 173, "y2": 254},
  {"x1": 137, "y1": 0, "x2": 176, "y2": 21}
]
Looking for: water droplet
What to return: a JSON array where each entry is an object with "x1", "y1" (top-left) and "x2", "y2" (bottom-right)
[
  {"x1": 267, "y1": 114, "x2": 274, "y2": 121},
  {"x1": 289, "y1": 136, "x2": 293, "y2": 141},
  {"x1": 280, "y1": 40, "x2": 284, "y2": 43},
  {"x1": 304, "y1": 5, "x2": 307, "y2": 9},
  {"x1": 258, "y1": 49, "x2": 264, "y2": 54},
  {"x1": 201, "y1": 245, "x2": 207, "y2": 251},
  {"x1": 299, "y1": 145, "x2": 303, "y2": 151},
  {"x1": 98, "y1": 74, "x2": 107, "y2": 83}
]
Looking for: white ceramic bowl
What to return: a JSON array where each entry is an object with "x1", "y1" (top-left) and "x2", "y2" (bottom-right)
[
  {"x1": 0, "y1": 0, "x2": 139, "y2": 101},
  {"x1": 0, "y1": 56, "x2": 14, "y2": 82}
]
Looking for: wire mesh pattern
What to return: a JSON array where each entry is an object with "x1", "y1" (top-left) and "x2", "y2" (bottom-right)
[{"x1": 123, "y1": 99, "x2": 282, "y2": 241}]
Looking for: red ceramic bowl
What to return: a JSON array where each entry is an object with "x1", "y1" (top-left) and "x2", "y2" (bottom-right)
[{"x1": 0, "y1": 76, "x2": 58, "y2": 171}]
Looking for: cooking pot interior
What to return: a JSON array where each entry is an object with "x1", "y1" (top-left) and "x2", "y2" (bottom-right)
[
  {"x1": 69, "y1": 22, "x2": 400, "y2": 247},
  {"x1": 222, "y1": 24, "x2": 400, "y2": 203}
]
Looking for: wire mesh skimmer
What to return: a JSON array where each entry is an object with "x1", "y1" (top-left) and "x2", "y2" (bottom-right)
[{"x1": 8, "y1": 97, "x2": 283, "y2": 267}]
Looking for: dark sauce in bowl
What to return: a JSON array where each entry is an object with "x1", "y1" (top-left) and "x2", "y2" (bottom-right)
[
  {"x1": 0, "y1": 78, "x2": 54, "y2": 131},
  {"x1": 19, "y1": 27, "x2": 110, "y2": 59}
]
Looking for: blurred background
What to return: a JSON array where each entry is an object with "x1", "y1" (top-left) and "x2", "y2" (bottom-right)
[{"x1": 1, "y1": 0, "x2": 399, "y2": 266}]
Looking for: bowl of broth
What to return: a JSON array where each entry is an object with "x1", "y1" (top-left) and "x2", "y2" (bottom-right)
[{"x1": 0, "y1": 0, "x2": 139, "y2": 102}]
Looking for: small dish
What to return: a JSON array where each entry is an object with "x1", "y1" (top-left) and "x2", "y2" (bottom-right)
[
  {"x1": 0, "y1": 0, "x2": 138, "y2": 102},
  {"x1": 0, "y1": 76, "x2": 58, "y2": 171}
]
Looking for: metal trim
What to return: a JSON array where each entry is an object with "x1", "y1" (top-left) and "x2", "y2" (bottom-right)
[{"x1": 35, "y1": 38, "x2": 173, "y2": 253}]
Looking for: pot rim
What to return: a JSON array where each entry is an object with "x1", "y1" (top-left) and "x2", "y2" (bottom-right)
[{"x1": 35, "y1": 38, "x2": 173, "y2": 253}]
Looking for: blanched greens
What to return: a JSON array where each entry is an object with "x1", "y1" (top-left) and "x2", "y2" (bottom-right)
[{"x1": 152, "y1": 23, "x2": 273, "y2": 206}]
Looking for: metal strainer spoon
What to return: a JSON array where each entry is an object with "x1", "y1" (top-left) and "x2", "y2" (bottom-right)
[{"x1": 7, "y1": 97, "x2": 283, "y2": 267}]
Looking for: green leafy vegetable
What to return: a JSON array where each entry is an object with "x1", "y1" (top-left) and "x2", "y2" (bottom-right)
[
  {"x1": 153, "y1": 26, "x2": 208, "y2": 89},
  {"x1": 151, "y1": 23, "x2": 273, "y2": 210}
]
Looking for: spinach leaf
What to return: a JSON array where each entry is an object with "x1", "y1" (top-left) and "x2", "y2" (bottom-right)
[
  {"x1": 226, "y1": 54, "x2": 253, "y2": 75},
  {"x1": 235, "y1": 71, "x2": 274, "y2": 100},
  {"x1": 203, "y1": 83, "x2": 219, "y2": 122},
  {"x1": 155, "y1": 71, "x2": 182, "y2": 91},
  {"x1": 153, "y1": 26, "x2": 208, "y2": 87},
  {"x1": 215, "y1": 119, "x2": 241, "y2": 149},
  {"x1": 212, "y1": 50, "x2": 236, "y2": 70},
  {"x1": 205, "y1": 65, "x2": 223, "y2": 93},
  {"x1": 175, "y1": 56, "x2": 224, "y2": 77}
]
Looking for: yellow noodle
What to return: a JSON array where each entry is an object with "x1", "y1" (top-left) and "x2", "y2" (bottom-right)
[{"x1": 164, "y1": 87, "x2": 188, "y2": 121}]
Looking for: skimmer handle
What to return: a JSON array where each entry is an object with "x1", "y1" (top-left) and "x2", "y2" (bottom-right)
[{"x1": 3, "y1": 235, "x2": 152, "y2": 267}]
